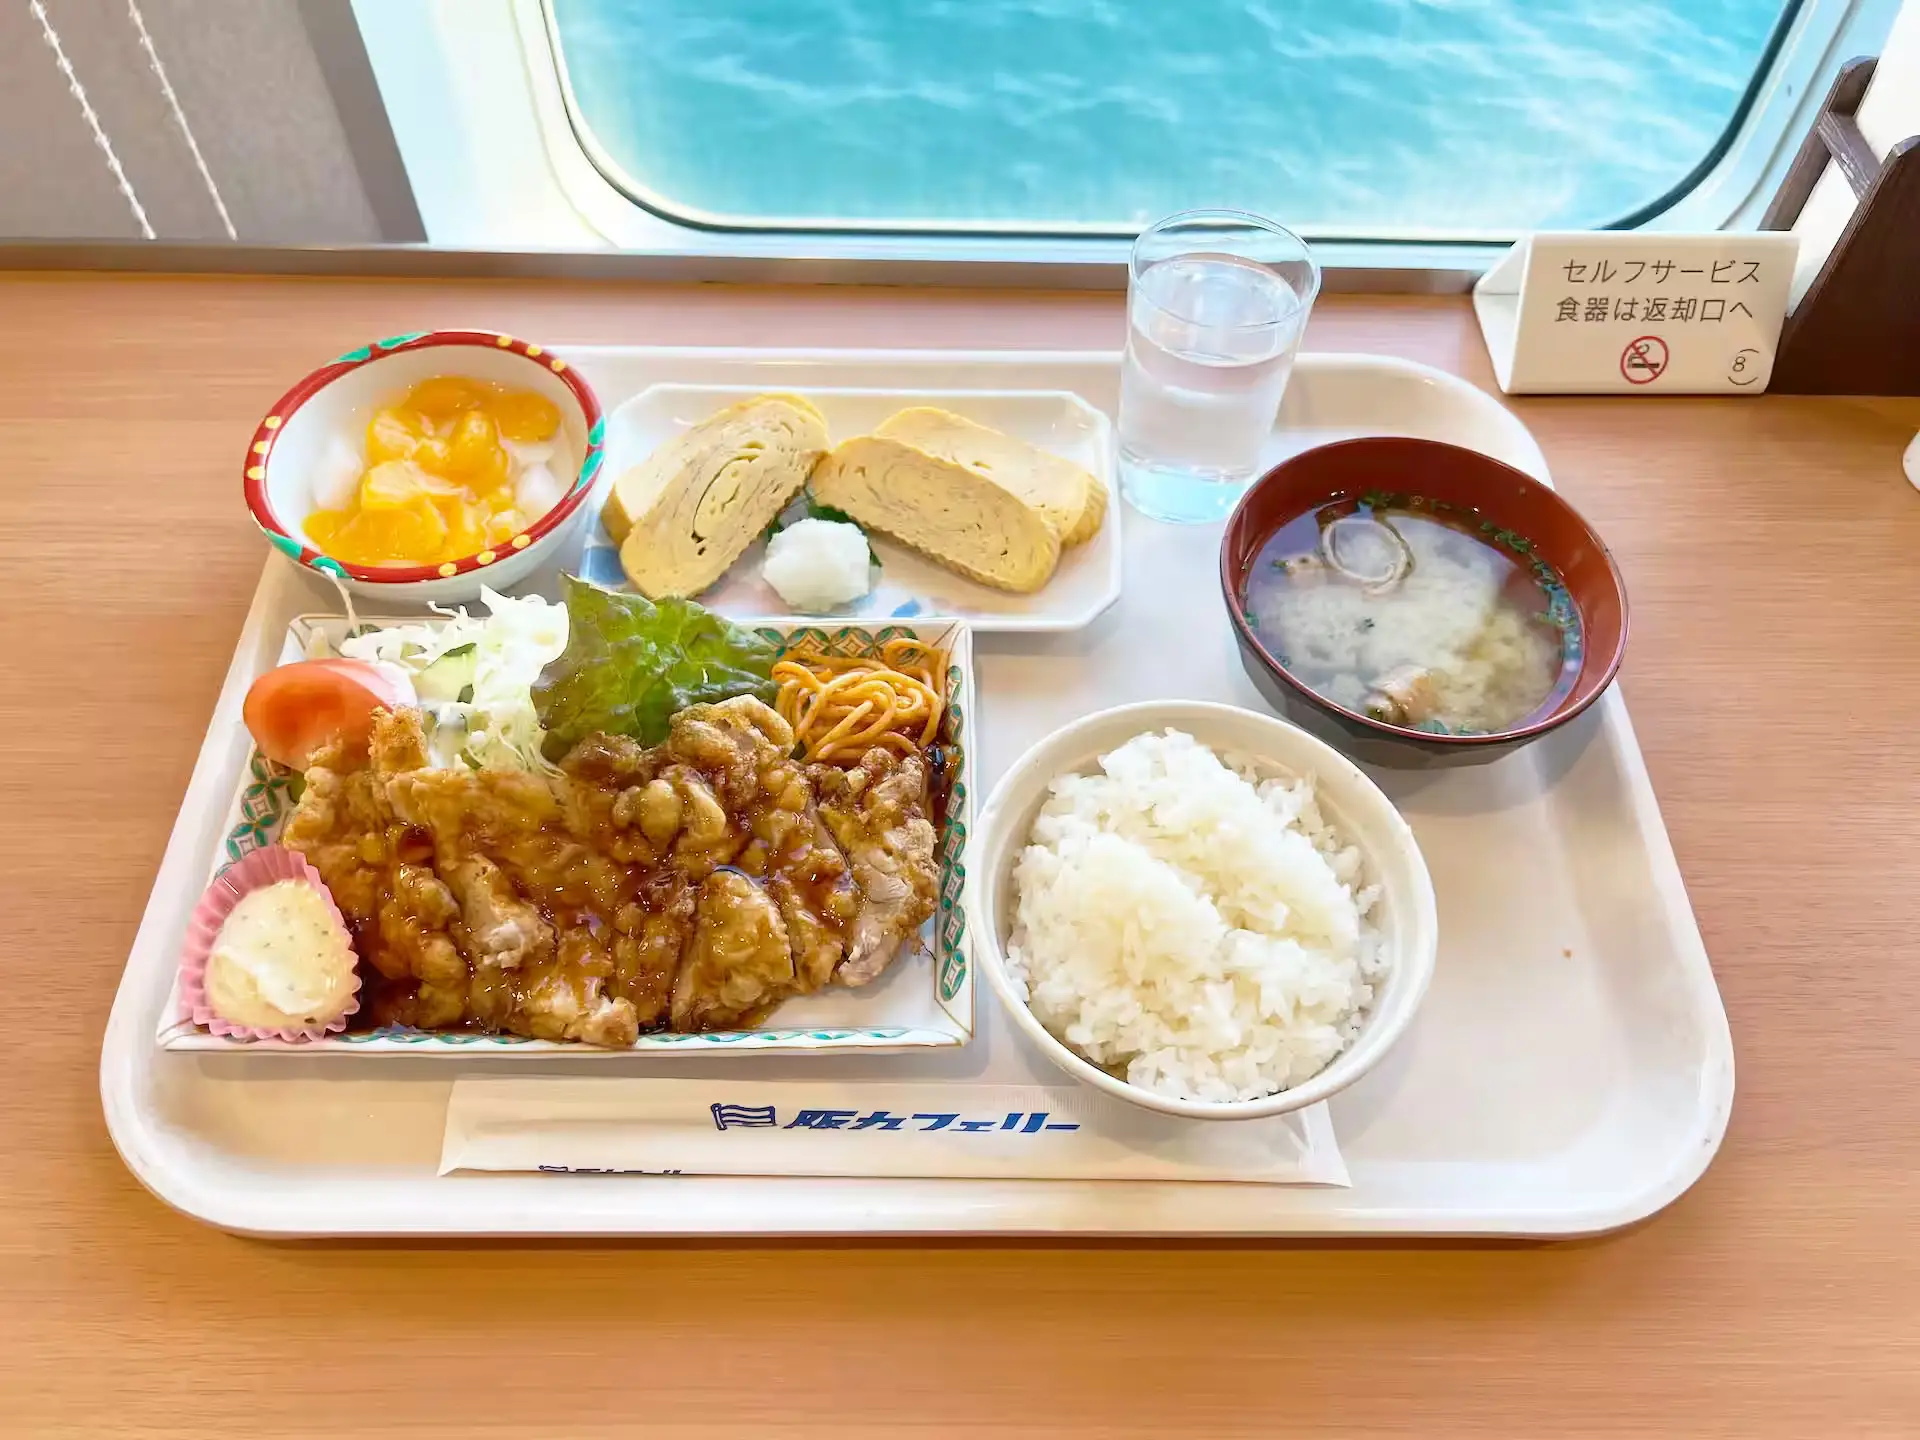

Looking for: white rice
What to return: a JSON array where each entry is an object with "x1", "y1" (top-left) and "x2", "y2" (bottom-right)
[{"x1": 1005, "y1": 729, "x2": 1383, "y2": 1103}]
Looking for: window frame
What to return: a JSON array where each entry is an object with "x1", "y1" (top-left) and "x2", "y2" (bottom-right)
[
  {"x1": 339, "y1": 0, "x2": 1902, "y2": 284},
  {"x1": 1638, "y1": 0, "x2": 1904, "y2": 231},
  {"x1": 537, "y1": 0, "x2": 1817, "y2": 242}
]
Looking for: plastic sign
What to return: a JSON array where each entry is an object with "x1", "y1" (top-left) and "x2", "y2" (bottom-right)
[{"x1": 1474, "y1": 232, "x2": 1798, "y2": 395}]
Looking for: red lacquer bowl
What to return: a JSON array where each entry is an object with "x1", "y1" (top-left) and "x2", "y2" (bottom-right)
[{"x1": 1220, "y1": 436, "x2": 1629, "y2": 768}]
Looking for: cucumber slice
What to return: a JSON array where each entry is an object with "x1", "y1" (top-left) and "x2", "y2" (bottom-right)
[{"x1": 415, "y1": 643, "x2": 478, "y2": 704}]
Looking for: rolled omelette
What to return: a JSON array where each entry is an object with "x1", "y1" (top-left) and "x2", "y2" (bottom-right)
[
  {"x1": 605, "y1": 393, "x2": 829, "y2": 598},
  {"x1": 873, "y1": 406, "x2": 1107, "y2": 547},
  {"x1": 809, "y1": 433, "x2": 1061, "y2": 594}
]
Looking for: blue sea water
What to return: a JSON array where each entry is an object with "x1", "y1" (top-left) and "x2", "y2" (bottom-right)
[{"x1": 550, "y1": 0, "x2": 1790, "y2": 231}]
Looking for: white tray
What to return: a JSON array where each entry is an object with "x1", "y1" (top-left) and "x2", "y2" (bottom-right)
[
  {"x1": 101, "y1": 348, "x2": 1734, "y2": 1237},
  {"x1": 578, "y1": 383, "x2": 1122, "y2": 631}
]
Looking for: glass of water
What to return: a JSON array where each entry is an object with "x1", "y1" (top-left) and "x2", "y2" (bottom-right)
[{"x1": 1117, "y1": 210, "x2": 1321, "y2": 524}]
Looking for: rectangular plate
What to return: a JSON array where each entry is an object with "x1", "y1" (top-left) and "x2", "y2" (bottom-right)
[
  {"x1": 577, "y1": 383, "x2": 1121, "y2": 632},
  {"x1": 101, "y1": 348, "x2": 1732, "y2": 1237},
  {"x1": 154, "y1": 616, "x2": 975, "y2": 1056}
]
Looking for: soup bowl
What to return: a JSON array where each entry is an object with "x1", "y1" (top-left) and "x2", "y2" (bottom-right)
[{"x1": 1219, "y1": 436, "x2": 1628, "y2": 768}]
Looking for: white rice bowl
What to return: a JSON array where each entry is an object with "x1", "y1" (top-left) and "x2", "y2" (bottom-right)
[{"x1": 1005, "y1": 729, "x2": 1383, "y2": 1104}]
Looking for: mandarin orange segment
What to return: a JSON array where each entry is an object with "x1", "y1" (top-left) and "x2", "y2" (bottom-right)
[
  {"x1": 445, "y1": 410, "x2": 509, "y2": 489},
  {"x1": 311, "y1": 377, "x2": 567, "y2": 567},
  {"x1": 405, "y1": 376, "x2": 485, "y2": 421},
  {"x1": 359, "y1": 459, "x2": 429, "y2": 510},
  {"x1": 392, "y1": 498, "x2": 449, "y2": 556},
  {"x1": 366, "y1": 407, "x2": 430, "y2": 465},
  {"x1": 485, "y1": 506, "x2": 529, "y2": 544},
  {"x1": 304, "y1": 508, "x2": 346, "y2": 553},
  {"x1": 490, "y1": 390, "x2": 562, "y2": 442},
  {"x1": 361, "y1": 501, "x2": 444, "y2": 564},
  {"x1": 441, "y1": 500, "x2": 489, "y2": 561},
  {"x1": 413, "y1": 434, "x2": 455, "y2": 474}
]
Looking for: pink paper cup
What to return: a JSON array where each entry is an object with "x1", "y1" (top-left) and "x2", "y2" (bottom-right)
[{"x1": 178, "y1": 846, "x2": 360, "y2": 1043}]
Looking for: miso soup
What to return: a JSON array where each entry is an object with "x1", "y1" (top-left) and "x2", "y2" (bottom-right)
[{"x1": 1243, "y1": 496, "x2": 1581, "y2": 735}]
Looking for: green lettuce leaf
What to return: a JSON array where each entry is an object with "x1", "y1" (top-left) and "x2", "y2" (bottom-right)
[{"x1": 532, "y1": 576, "x2": 780, "y2": 757}]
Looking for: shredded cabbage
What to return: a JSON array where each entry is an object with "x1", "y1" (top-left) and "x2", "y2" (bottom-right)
[{"x1": 335, "y1": 588, "x2": 569, "y2": 771}]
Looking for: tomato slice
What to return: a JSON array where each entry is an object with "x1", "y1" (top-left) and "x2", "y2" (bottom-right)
[{"x1": 243, "y1": 659, "x2": 415, "y2": 770}]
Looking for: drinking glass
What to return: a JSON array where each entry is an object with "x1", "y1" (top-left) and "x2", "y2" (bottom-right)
[{"x1": 1117, "y1": 210, "x2": 1321, "y2": 524}]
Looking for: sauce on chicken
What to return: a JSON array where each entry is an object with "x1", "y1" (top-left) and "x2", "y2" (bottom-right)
[{"x1": 282, "y1": 696, "x2": 936, "y2": 1045}]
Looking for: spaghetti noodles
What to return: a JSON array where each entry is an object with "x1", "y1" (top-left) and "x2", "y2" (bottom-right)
[{"x1": 773, "y1": 637, "x2": 947, "y2": 764}]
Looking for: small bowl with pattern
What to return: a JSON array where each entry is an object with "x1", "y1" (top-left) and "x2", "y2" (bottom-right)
[
  {"x1": 243, "y1": 329, "x2": 605, "y2": 605},
  {"x1": 1220, "y1": 436, "x2": 1628, "y2": 768}
]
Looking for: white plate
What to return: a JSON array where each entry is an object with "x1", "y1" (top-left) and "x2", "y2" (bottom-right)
[
  {"x1": 100, "y1": 348, "x2": 1733, "y2": 1237},
  {"x1": 578, "y1": 383, "x2": 1121, "y2": 632}
]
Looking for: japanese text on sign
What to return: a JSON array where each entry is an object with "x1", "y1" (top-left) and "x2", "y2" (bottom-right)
[
  {"x1": 711, "y1": 1102, "x2": 1080, "y2": 1134},
  {"x1": 1471, "y1": 231, "x2": 1797, "y2": 394},
  {"x1": 1552, "y1": 256, "x2": 1766, "y2": 326}
]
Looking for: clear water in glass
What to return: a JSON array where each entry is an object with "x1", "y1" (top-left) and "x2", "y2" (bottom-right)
[{"x1": 1117, "y1": 214, "x2": 1318, "y2": 524}]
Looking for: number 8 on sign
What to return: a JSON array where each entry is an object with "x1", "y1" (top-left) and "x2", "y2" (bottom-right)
[{"x1": 1620, "y1": 335, "x2": 1669, "y2": 385}]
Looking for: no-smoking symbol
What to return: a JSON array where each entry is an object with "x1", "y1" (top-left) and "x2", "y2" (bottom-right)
[{"x1": 1621, "y1": 335, "x2": 1669, "y2": 385}]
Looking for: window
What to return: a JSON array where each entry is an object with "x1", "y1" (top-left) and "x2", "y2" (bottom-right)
[{"x1": 545, "y1": 0, "x2": 1809, "y2": 237}]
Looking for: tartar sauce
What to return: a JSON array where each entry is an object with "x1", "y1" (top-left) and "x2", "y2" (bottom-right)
[{"x1": 205, "y1": 880, "x2": 355, "y2": 1029}]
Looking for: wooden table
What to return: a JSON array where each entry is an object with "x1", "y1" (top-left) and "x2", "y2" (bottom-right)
[{"x1": 4, "y1": 273, "x2": 1917, "y2": 1437}]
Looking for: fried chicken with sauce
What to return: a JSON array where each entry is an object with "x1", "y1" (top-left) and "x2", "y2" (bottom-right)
[
  {"x1": 810, "y1": 748, "x2": 940, "y2": 987},
  {"x1": 282, "y1": 693, "x2": 936, "y2": 1044},
  {"x1": 670, "y1": 869, "x2": 794, "y2": 1031}
]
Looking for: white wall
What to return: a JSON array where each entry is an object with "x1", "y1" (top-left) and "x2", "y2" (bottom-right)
[{"x1": 0, "y1": 0, "x2": 397, "y2": 241}]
